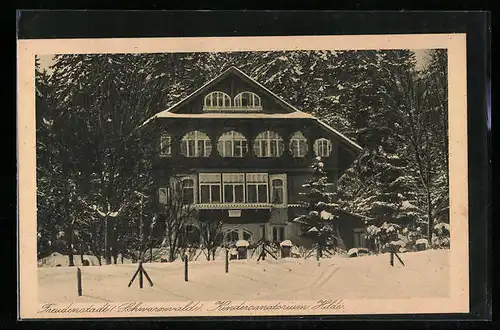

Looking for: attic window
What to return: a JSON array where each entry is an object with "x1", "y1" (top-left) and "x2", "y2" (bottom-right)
[
  {"x1": 204, "y1": 91, "x2": 231, "y2": 109},
  {"x1": 234, "y1": 92, "x2": 262, "y2": 110}
]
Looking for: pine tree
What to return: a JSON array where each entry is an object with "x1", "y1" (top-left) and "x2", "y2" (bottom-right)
[
  {"x1": 49, "y1": 54, "x2": 161, "y2": 264},
  {"x1": 293, "y1": 157, "x2": 344, "y2": 256}
]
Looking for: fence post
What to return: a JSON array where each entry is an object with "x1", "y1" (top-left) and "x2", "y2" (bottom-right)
[
  {"x1": 225, "y1": 248, "x2": 229, "y2": 273},
  {"x1": 316, "y1": 243, "x2": 320, "y2": 262},
  {"x1": 77, "y1": 267, "x2": 82, "y2": 297},
  {"x1": 390, "y1": 252, "x2": 394, "y2": 267},
  {"x1": 139, "y1": 261, "x2": 144, "y2": 288},
  {"x1": 184, "y1": 254, "x2": 188, "y2": 282}
]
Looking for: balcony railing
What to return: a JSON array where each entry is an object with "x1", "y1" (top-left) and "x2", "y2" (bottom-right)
[
  {"x1": 195, "y1": 203, "x2": 272, "y2": 210},
  {"x1": 203, "y1": 105, "x2": 263, "y2": 112}
]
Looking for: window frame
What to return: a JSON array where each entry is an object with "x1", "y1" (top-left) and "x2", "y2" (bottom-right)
[
  {"x1": 222, "y1": 173, "x2": 246, "y2": 203},
  {"x1": 181, "y1": 130, "x2": 212, "y2": 158},
  {"x1": 217, "y1": 131, "x2": 248, "y2": 158},
  {"x1": 181, "y1": 178, "x2": 195, "y2": 205},
  {"x1": 204, "y1": 91, "x2": 231, "y2": 109},
  {"x1": 270, "y1": 174, "x2": 287, "y2": 206},
  {"x1": 224, "y1": 229, "x2": 240, "y2": 244},
  {"x1": 160, "y1": 134, "x2": 172, "y2": 157},
  {"x1": 199, "y1": 173, "x2": 222, "y2": 204},
  {"x1": 289, "y1": 131, "x2": 308, "y2": 158},
  {"x1": 271, "y1": 178, "x2": 284, "y2": 205},
  {"x1": 314, "y1": 138, "x2": 333, "y2": 157},
  {"x1": 234, "y1": 91, "x2": 261, "y2": 109},
  {"x1": 158, "y1": 187, "x2": 170, "y2": 204},
  {"x1": 253, "y1": 131, "x2": 284, "y2": 158},
  {"x1": 245, "y1": 173, "x2": 269, "y2": 203}
]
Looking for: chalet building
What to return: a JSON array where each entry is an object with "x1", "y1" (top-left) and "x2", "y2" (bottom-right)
[{"x1": 144, "y1": 66, "x2": 365, "y2": 250}]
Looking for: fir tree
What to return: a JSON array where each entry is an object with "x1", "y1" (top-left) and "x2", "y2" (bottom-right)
[{"x1": 293, "y1": 157, "x2": 344, "y2": 256}]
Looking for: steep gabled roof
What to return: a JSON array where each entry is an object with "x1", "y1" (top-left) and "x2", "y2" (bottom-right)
[{"x1": 143, "y1": 66, "x2": 362, "y2": 152}]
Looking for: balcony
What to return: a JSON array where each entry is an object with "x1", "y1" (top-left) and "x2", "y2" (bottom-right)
[
  {"x1": 195, "y1": 203, "x2": 272, "y2": 210},
  {"x1": 202, "y1": 105, "x2": 263, "y2": 113}
]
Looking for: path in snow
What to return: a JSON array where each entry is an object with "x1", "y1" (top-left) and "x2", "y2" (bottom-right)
[{"x1": 38, "y1": 250, "x2": 449, "y2": 303}]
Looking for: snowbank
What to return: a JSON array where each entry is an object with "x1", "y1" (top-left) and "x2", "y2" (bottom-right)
[
  {"x1": 38, "y1": 249, "x2": 450, "y2": 303},
  {"x1": 38, "y1": 253, "x2": 133, "y2": 267}
]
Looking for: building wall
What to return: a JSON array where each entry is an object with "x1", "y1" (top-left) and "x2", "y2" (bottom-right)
[{"x1": 150, "y1": 69, "x2": 362, "y2": 250}]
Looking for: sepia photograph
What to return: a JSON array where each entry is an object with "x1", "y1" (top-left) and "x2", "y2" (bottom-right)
[{"x1": 17, "y1": 34, "x2": 469, "y2": 318}]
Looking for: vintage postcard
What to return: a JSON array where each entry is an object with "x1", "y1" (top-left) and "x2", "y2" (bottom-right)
[{"x1": 17, "y1": 34, "x2": 469, "y2": 319}]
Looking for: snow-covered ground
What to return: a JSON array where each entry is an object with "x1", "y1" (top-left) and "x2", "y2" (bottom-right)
[{"x1": 38, "y1": 249, "x2": 449, "y2": 303}]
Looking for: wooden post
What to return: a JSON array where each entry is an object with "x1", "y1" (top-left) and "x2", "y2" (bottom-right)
[
  {"x1": 390, "y1": 252, "x2": 394, "y2": 267},
  {"x1": 139, "y1": 261, "x2": 144, "y2": 288},
  {"x1": 394, "y1": 252, "x2": 405, "y2": 266},
  {"x1": 77, "y1": 267, "x2": 82, "y2": 297},
  {"x1": 316, "y1": 243, "x2": 320, "y2": 262},
  {"x1": 184, "y1": 255, "x2": 188, "y2": 282},
  {"x1": 225, "y1": 248, "x2": 229, "y2": 273}
]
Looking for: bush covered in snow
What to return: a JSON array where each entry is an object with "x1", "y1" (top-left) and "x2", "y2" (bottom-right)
[{"x1": 432, "y1": 222, "x2": 450, "y2": 249}]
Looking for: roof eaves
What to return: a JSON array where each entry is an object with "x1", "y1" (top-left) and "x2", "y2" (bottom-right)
[
  {"x1": 315, "y1": 119, "x2": 362, "y2": 152},
  {"x1": 141, "y1": 66, "x2": 236, "y2": 127}
]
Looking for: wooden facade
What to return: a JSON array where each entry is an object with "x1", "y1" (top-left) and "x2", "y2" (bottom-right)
[{"x1": 145, "y1": 67, "x2": 366, "y2": 249}]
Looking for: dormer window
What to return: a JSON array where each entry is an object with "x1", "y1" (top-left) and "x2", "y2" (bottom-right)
[
  {"x1": 204, "y1": 91, "x2": 231, "y2": 109},
  {"x1": 234, "y1": 92, "x2": 262, "y2": 110}
]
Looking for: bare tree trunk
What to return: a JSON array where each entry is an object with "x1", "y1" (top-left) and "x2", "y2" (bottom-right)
[
  {"x1": 426, "y1": 188, "x2": 433, "y2": 245},
  {"x1": 104, "y1": 216, "x2": 111, "y2": 265},
  {"x1": 80, "y1": 242, "x2": 85, "y2": 264},
  {"x1": 67, "y1": 225, "x2": 75, "y2": 267},
  {"x1": 63, "y1": 179, "x2": 75, "y2": 267}
]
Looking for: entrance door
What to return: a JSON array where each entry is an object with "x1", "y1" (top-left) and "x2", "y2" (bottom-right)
[{"x1": 353, "y1": 228, "x2": 367, "y2": 248}]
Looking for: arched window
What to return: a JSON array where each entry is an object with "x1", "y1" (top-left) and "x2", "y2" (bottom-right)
[
  {"x1": 217, "y1": 131, "x2": 248, "y2": 157},
  {"x1": 314, "y1": 138, "x2": 332, "y2": 157},
  {"x1": 181, "y1": 131, "x2": 212, "y2": 157},
  {"x1": 242, "y1": 229, "x2": 252, "y2": 242},
  {"x1": 289, "y1": 131, "x2": 308, "y2": 157},
  {"x1": 234, "y1": 92, "x2": 261, "y2": 108},
  {"x1": 253, "y1": 131, "x2": 284, "y2": 158},
  {"x1": 225, "y1": 230, "x2": 239, "y2": 244},
  {"x1": 204, "y1": 91, "x2": 231, "y2": 108},
  {"x1": 271, "y1": 179, "x2": 284, "y2": 204}
]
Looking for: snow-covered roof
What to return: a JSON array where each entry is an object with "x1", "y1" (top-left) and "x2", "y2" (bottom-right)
[
  {"x1": 142, "y1": 66, "x2": 362, "y2": 152},
  {"x1": 235, "y1": 239, "x2": 250, "y2": 247},
  {"x1": 153, "y1": 112, "x2": 314, "y2": 120}
]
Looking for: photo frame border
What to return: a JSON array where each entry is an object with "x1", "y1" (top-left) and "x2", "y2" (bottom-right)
[{"x1": 13, "y1": 10, "x2": 491, "y2": 323}]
